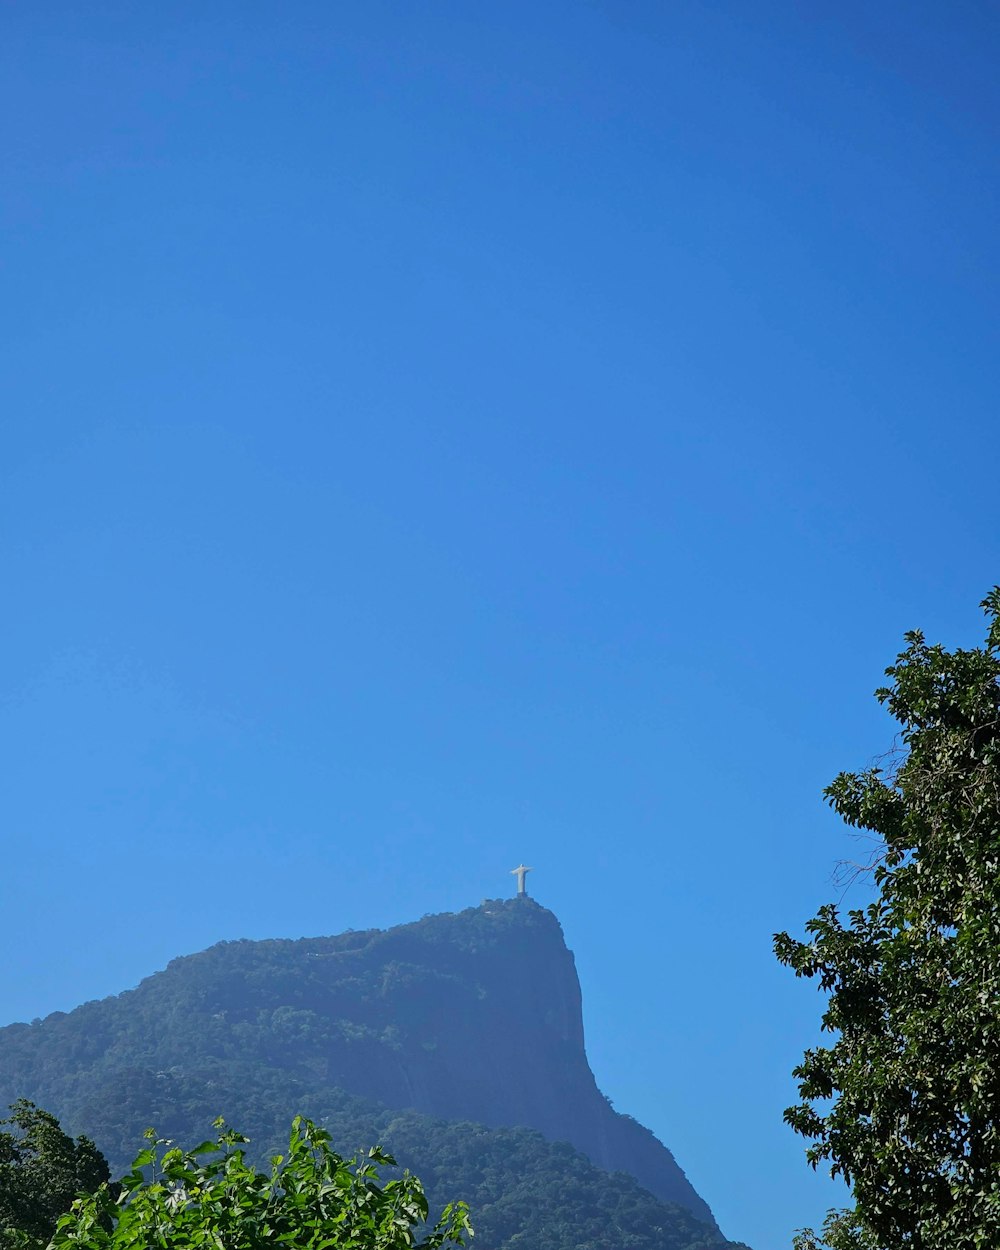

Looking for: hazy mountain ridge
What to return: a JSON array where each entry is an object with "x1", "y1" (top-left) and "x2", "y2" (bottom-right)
[{"x1": 0, "y1": 899, "x2": 749, "y2": 1250}]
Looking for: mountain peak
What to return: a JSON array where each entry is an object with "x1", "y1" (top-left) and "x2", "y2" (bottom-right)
[{"x1": 0, "y1": 900, "x2": 726, "y2": 1242}]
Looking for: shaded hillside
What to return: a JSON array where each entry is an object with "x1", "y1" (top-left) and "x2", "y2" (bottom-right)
[
  {"x1": 0, "y1": 900, "x2": 747, "y2": 1249},
  {"x1": 39, "y1": 1067, "x2": 746, "y2": 1250}
]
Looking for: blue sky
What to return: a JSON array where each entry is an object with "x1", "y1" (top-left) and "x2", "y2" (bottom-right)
[{"x1": 2, "y1": 4, "x2": 998, "y2": 1246}]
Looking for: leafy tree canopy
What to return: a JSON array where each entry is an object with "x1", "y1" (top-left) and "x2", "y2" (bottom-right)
[
  {"x1": 0, "y1": 1100, "x2": 110, "y2": 1250},
  {"x1": 775, "y1": 590, "x2": 1000, "y2": 1250},
  {"x1": 51, "y1": 1116, "x2": 471, "y2": 1250}
]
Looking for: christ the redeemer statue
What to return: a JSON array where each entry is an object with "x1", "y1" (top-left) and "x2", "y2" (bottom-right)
[{"x1": 511, "y1": 864, "x2": 533, "y2": 897}]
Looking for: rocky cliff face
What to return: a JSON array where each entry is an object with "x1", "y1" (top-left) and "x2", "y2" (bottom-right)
[
  {"x1": 318, "y1": 899, "x2": 715, "y2": 1227},
  {"x1": 0, "y1": 898, "x2": 715, "y2": 1230}
]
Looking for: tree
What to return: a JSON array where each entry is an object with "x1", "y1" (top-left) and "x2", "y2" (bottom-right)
[
  {"x1": 0, "y1": 1101, "x2": 110, "y2": 1250},
  {"x1": 775, "y1": 590, "x2": 1000, "y2": 1250},
  {"x1": 50, "y1": 1116, "x2": 472, "y2": 1250}
]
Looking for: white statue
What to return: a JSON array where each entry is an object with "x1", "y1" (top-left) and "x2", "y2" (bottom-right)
[{"x1": 510, "y1": 864, "x2": 533, "y2": 896}]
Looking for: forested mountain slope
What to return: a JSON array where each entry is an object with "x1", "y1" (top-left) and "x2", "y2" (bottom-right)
[{"x1": 0, "y1": 899, "x2": 749, "y2": 1250}]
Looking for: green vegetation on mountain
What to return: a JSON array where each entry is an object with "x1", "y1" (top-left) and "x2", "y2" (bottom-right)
[
  {"x1": 45, "y1": 1067, "x2": 745, "y2": 1250},
  {"x1": 0, "y1": 902, "x2": 748, "y2": 1250},
  {"x1": 3, "y1": 1086, "x2": 745, "y2": 1250},
  {"x1": 776, "y1": 590, "x2": 1000, "y2": 1250}
]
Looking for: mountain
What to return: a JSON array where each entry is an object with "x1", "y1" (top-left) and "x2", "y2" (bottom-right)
[{"x1": 0, "y1": 898, "x2": 749, "y2": 1250}]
